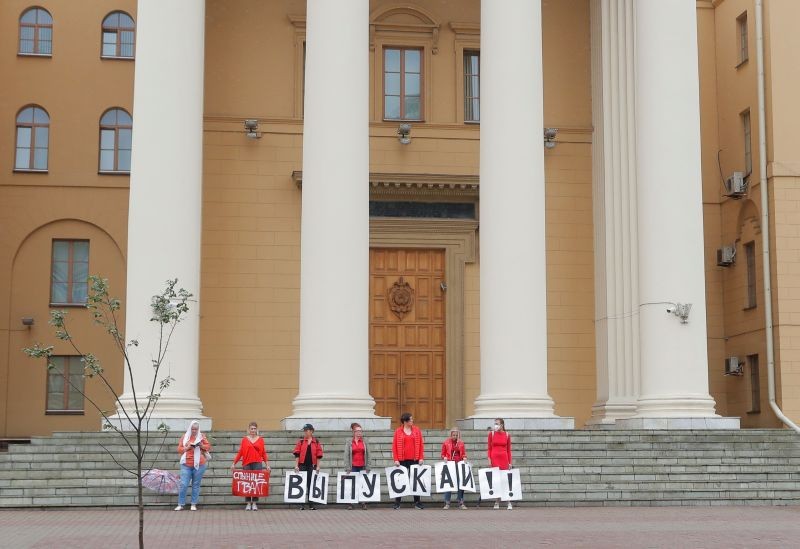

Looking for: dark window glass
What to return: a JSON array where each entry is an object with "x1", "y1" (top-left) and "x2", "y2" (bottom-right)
[{"x1": 369, "y1": 201, "x2": 475, "y2": 219}]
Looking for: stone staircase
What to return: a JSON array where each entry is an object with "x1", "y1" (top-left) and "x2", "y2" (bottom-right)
[{"x1": 1, "y1": 429, "x2": 800, "y2": 508}]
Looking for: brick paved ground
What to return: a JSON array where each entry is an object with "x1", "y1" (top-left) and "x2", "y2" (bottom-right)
[{"x1": 2, "y1": 505, "x2": 799, "y2": 548}]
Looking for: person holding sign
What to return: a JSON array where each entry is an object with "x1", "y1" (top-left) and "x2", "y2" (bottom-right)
[
  {"x1": 231, "y1": 421, "x2": 270, "y2": 511},
  {"x1": 175, "y1": 420, "x2": 212, "y2": 511},
  {"x1": 440, "y1": 427, "x2": 467, "y2": 510},
  {"x1": 343, "y1": 422, "x2": 371, "y2": 510},
  {"x1": 487, "y1": 418, "x2": 513, "y2": 510},
  {"x1": 391, "y1": 412, "x2": 425, "y2": 510},
  {"x1": 293, "y1": 423, "x2": 323, "y2": 510}
]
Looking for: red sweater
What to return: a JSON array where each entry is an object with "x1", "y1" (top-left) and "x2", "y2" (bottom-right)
[
  {"x1": 232, "y1": 436, "x2": 268, "y2": 466},
  {"x1": 392, "y1": 426, "x2": 424, "y2": 462}
]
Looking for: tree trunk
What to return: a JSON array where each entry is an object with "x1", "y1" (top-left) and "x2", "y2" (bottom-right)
[{"x1": 137, "y1": 429, "x2": 144, "y2": 549}]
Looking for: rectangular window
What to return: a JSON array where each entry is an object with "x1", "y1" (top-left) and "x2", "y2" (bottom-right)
[
  {"x1": 384, "y1": 47, "x2": 422, "y2": 121},
  {"x1": 742, "y1": 110, "x2": 752, "y2": 175},
  {"x1": 464, "y1": 50, "x2": 480, "y2": 122},
  {"x1": 745, "y1": 241, "x2": 757, "y2": 309},
  {"x1": 46, "y1": 356, "x2": 85, "y2": 413},
  {"x1": 51, "y1": 240, "x2": 89, "y2": 305},
  {"x1": 748, "y1": 354, "x2": 761, "y2": 413},
  {"x1": 737, "y1": 12, "x2": 748, "y2": 65}
]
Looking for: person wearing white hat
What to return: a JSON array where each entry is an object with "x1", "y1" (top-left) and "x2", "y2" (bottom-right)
[{"x1": 175, "y1": 420, "x2": 212, "y2": 511}]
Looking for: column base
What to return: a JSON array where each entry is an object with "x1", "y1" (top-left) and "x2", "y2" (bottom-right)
[
  {"x1": 457, "y1": 417, "x2": 575, "y2": 430},
  {"x1": 613, "y1": 416, "x2": 740, "y2": 430},
  {"x1": 585, "y1": 400, "x2": 638, "y2": 427},
  {"x1": 281, "y1": 416, "x2": 391, "y2": 431},
  {"x1": 471, "y1": 394, "x2": 559, "y2": 418},
  {"x1": 105, "y1": 395, "x2": 210, "y2": 432},
  {"x1": 634, "y1": 394, "x2": 719, "y2": 418}
]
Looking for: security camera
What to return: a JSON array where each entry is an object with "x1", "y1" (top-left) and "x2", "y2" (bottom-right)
[{"x1": 666, "y1": 306, "x2": 674, "y2": 314}]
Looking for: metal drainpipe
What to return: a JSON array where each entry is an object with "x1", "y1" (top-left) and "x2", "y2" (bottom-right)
[{"x1": 755, "y1": 0, "x2": 800, "y2": 433}]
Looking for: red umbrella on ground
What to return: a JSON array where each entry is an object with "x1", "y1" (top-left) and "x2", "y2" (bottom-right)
[{"x1": 141, "y1": 468, "x2": 180, "y2": 494}]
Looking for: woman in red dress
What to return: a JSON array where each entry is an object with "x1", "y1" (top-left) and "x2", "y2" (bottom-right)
[
  {"x1": 487, "y1": 417, "x2": 513, "y2": 510},
  {"x1": 231, "y1": 421, "x2": 270, "y2": 511}
]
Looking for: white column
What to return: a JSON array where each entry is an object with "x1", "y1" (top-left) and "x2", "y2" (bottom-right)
[
  {"x1": 283, "y1": 0, "x2": 388, "y2": 431},
  {"x1": 627, "y1": 0, "x2": 735, "y2": 428},
  {"x1": 587, "y1": 0, "x2": 640, "y2": 425},
  {"x1": 111, "y1": 0, "x2": 208, "y2": 431},
  {"x1": 468, "y1": 0, "x2": 572, "y2": 430}
]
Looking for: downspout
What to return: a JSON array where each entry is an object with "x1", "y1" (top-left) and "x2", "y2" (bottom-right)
[{"x1": 755, "y1": 0, "x2": 800, "y2": 432}]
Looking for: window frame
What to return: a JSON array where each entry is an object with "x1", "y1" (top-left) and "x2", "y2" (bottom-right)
[
  {"x1": 100, "y1": 11, "x2": 136, "y2": 60},
  {"x1": 46, "y1": 356, "x2": 85, "y2": 414},
  {"x1": 98, "y1": 108, "x2": 132, "y2": 174},
  {"x1": 463, "y1": 49, "x2": 480, "y2": 124},
  {"x1": 744, "y1": 240, "x2": 757, "y2": 310},
  {"x1": 50, "y1": 239, "x2": 90, "y2": 307},
  {"x1": 18, "y1": 7, "x2": 53, "y2": 57},
  {"x1": 736, "y1": 12, "x2": 748, "y2": 67},
  {"x1": 14, "y1": 105, "x2": 49, "y2": 172},
  {"x1": 741, "y1": 109, "x2": 752, "y2": 176},
  {"x1": 382, "y1": 46, "x2": 424, "y2": 122},
  {"x1": 747, "y1": 354, "x2": 761, "y2": 414}
]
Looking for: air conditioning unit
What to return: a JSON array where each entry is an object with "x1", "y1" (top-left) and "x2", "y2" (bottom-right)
[
  {"x1": 724, "y1": 356, "x2": 743, "y2": 376},
  {"x1": 716, "y1": 245, "x2": 736, "y2": 267},
  {"x1": 724, "y1": 172, "x2": 747, "y2": 198}
]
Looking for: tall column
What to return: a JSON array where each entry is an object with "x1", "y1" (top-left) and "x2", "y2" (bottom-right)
[
  {"x1": 111, "y1": 0, "x2": 208, "y2": 431},
  {"x1": 624, "y1": 0, "x2": 736, "y2": 428},
  {"x1": 587, "y1": 0, "x2": 640, "y2": 425},
  {"x1": 283, "y1": 0, "x2": 388, "y2": 430},
  {"x1": 467, "y1": 0, "x2": 572, "y2": 430}
]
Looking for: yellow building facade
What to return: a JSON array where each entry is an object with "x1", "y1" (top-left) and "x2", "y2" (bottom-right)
[{"x1": 0, "y1": 0, "x2": 796, "y2": 437}]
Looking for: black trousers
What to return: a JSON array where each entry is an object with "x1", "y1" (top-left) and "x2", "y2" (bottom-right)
[
  {"x1": 395, "y1": 459, "x2": 420, "y2": 504},
  {"x1": 298, "y1": 464, "x2": 315, "y2": 504}
]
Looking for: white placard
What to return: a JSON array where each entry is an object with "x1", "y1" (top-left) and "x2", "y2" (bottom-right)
[
  {"x1": 336, "y1": 472, "x2": 359, "y2": 504},
  {"x1": 478, "y1": 467, "x2": 501, "y2": 500},
  {"x1": 499, "y1": 468, "x2": 523, "y2": 501},
  {"x1": 385, "y1": 466, "x2": 411, "y2": 498},
  {"x1": 309, "y1": 471, "x2": 329, "y2": 505},
  {"x1": 356, "y1": 471, "x2": 381, "y2": 502},
  {"x1": 283, "y1": 471, "x2": 307, "y2": 503},
  {"x1": 458, "y1": 461, "x2": 476, "y2": 493},
  {"x1": 434, "y1": 461, "x2": 459, "y2": 493},
  {"x1": 409, "y1": 464, "x2": 432, "y2": 497}
]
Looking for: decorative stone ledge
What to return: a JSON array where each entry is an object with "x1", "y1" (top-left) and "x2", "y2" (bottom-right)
[
  {"x1": 613, "y1": 417, "x2": 741, "y2": 430},
  {"x1": 457, "y1": 417, "x2": 575, "y2": 431},
  {"x1": 281, "y1": 417, "x2": 391, "y2": 431}
]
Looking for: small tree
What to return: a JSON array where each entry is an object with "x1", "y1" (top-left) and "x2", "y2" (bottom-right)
[{"x1": 24, "y1": 276, "x2": 191, "y2": 549}]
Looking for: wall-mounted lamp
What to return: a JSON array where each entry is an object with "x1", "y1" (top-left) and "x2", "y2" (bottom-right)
[
  {"x1": 21, "y1": 317, "x2": 34, "y2": 327},
  {"x1": 544, "y1": 127, "x2": 558, "y2": 149},
  {"x1": 244, "y1": 119, "x2": 261, "y2": 139},
  {"x1": 666, "y1": 302, "x2": 692, "y2": 324},
  {"x1": 397, "y1": 123, "x2": 412, "y2": 145}
]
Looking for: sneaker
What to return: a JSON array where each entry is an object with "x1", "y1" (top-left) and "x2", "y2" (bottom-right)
[
  {"x1": 493, "y1": 501, "x2": 500, "y2": 510},
  {"x1": 507, "y1": 503, "x2": 513, "y2": 510},
  {"x1": 245, "y1": 502, "x2": 252, "y2": 511},
  {"x1": 346, "y1": 504, "x2": 353, "y2": 510},
  {"x1": 414, "y1": 502, "x2": 425, "y2": 510},
  {"x1": 300, "y1": 505, "x2": 305, "y2": 510},
  {"x1": 174, "y1": 505, "x2": 183, "y2": 511},
  {"x1": 459, "y1": 503, "x2": 468, "y2": 510},
  {"x1": 443, "y1": 503, "x2": 450, "y2": 510},
  {"x1": 190, "y1": 504, "x2": 197, "y2": 511},
  {"x1": 392, "y1": 503, "x2": 400, "y2": 510},
  {"x1": 309, "y1": 505, "x2": 317, "y2": 510},
  {"x1": 361, "y1": 503, "x2": 367, "y2": 510},
  {"x1": 251, "y1": 503, "x2": 258, "y2": 511}
]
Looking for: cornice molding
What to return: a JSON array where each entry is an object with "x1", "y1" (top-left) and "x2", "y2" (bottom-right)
[
  {"x1": 449, "y1": 22, "x2": 480, "y2": 38},
  {"x1": 292, "y1": 171, "x2": 479, "y2": 198}
]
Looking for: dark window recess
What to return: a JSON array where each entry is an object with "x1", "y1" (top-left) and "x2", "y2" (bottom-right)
[{"x1": 369, "y1": 201, "x2": 475, "y2": 219}]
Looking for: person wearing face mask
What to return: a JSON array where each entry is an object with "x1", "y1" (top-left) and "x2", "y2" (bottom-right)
[
  {"x1": 440, "y1": 427, "x2": 467, "y2": 510},
  {"x1": 487, "y1": 418, "x2": 513, "y2": 510},
  {"x1": 343, "y1": 422, "x2": 371, "y2": 510},
  {"x1": 231, "y1": 421, "x2": 270, "y2": 511}
]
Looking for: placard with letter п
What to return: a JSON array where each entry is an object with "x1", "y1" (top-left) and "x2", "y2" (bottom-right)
[{"x1": 231, "y1": 469, "x2": 270, "y2": 497}]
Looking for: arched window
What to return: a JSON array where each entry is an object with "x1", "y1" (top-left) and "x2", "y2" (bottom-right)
[
  {"x1": 15, "y1": 106, "x2": 49, "y2": 171},
  {"x1": 99, "y1": 108, "x2": 132, "y2": 173},
  {"x1": 101, "y1": 11, "x2": 135, "y2": 58},
  {"x1": 19, "y1": 7, "x2": 53, "y2": 55}
]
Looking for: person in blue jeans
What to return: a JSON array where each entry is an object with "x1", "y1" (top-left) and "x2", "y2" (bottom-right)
[{"x1": 175, "y1": 420, "x2": 212, "y2": 511}]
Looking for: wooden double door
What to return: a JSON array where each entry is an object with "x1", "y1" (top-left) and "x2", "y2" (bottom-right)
[{"x1": 369, "y1": 248, "x2": 446, "y2": 429}]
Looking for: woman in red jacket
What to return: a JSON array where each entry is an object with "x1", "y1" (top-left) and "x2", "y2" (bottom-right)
[
  {"x1": 391, "y1": 412, "x2": 425, "y2": 510},
  {"x1": 487, "y1": 418, "x2": 513, "y2": 510},
  {"x1": 293, "y1": 423, "x2": 323, "y2": 510},
  {"x1": 231, "y1": 421, "x2": 270, "y2": 511},
  {"x1": 441, "y1": 427, "x2": 467, "y2": 510}
]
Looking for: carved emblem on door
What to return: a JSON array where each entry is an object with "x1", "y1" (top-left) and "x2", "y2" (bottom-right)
[{"x1": 388, "y1": 276, "x2": 415, "y2": 319}]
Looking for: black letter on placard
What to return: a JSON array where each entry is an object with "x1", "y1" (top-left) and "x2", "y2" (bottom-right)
[
  {"x1": 459, "y1": 462, "x2": 474, "y2": 489},
  {"x1": 288, "y1": 474, "x2": 304, "y2": 499},
  {"x1": 389, "y1": 469, "x2": 406, "y2": 493},
  {"x1": 507, "y1": 472, "x2": 514, "y2": 498},
  {"x1": 439, "y1": 465, "x2": 455, "y2": 490},
  {"x1": 360, "y1": 473, "x2": 377, "y2": 498},
  {"x1": 411, "y1": 467, "x2": 426, "y2": 491},
  {"x1": 312, "y1": 474, "x2": 325, "y2": 499},
  {"x1": 485, "y1": 470, "x2": 494, "y2": 496},
  {"x1": 340, "y1": 475, "x2": 357, "y2": 500}
]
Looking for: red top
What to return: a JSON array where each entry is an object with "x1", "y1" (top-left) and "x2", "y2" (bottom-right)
[
  {"x1": 232, "y1": 436, "x2": 268, "y2": 466},
  {"x1": 177, "y1": 435, "x2": 211, "y2": 468},
  {"x1": 351, "y1": 439, "x2": 366, "y2": 467},
  {"x1": 293, "y1": 437, "x2": 324, "y2": 466},
  {"x1": 392, "y1": 425, "x2": 424, "y2": 462},
  {"x1": 441, "y1": 438, "x2": 467, "y2": 462},
  {"x1": 487, "y1": 431, "x2": 512, "y2": 470}
]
